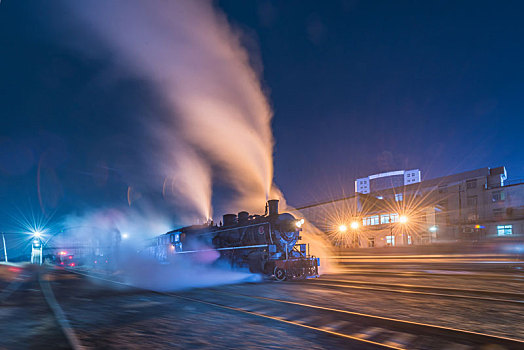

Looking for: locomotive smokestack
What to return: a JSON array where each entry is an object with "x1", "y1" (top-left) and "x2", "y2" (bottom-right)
[
  {"x1": 238, "y1": 211, "x2": 249, "y2": 224},
  {"x1": 223, "y1": 214, "x2": 237, "y2": 226},
  {"x1": 267, "y1": 199, "x2": 279, "y2": 216}
]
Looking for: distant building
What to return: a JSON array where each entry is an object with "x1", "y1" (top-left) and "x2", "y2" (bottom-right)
[
  {"x1": 296, "y1": 166, "x2": 523, "y2": 248},
  {"x1": 355, "y1": 169, "x2": 421, "y2": 194}
]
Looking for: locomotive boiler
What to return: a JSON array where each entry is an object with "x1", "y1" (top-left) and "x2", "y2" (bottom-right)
[{"x1": 150, "y1": 200, "x2": 319, "y2": 280}]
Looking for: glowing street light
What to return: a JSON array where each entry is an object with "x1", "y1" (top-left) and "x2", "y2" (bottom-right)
[
  {"x1": 429, "y1": 226, "x2": 438, "y2": 232},
  {"x1": 122, "y1": 233, "x2": 129, "y2": 239},
  {"x1": 350, "y1": 221, "x2": 359, "y2": 230},
  {"x1": 338, "y1": 224, "x2": 348, "y2": 232},
  {"x1": 399, "y1": 215, "x2": 408, "y2": 224}
]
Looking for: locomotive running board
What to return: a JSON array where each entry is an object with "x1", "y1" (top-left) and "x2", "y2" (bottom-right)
[{"x1": 174, "y1": 244, "x2": 269, "y2": 254}]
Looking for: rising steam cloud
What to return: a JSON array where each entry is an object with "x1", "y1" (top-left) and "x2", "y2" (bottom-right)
[{"x1": 65, "y1": 0, "x2": 274, "y2": 220}]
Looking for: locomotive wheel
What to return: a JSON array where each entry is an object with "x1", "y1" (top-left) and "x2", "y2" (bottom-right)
[{"x1": 274, "y1": 267, "x2": 287, "y2": 281}]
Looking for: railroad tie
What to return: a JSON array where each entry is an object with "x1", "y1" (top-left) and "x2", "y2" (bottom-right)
[
  {"x1": 351, "y1": 326, "x2": 385, "y2": 340},
  {"x1": 443, "y1": 343, "x2": 473, "y2": 350},
  {"x1": 320, "y1": 320, "x2": 351, "y2": 332},
  {"x1": 383, "y1": 331, "x2": 415, "y2": 348}
]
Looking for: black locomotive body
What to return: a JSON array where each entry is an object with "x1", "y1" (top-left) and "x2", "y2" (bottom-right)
[{"x1": 151, "y1": 200, "x2": 319, "y2": 280}]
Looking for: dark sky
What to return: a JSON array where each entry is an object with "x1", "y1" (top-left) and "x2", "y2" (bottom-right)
[{"x1": 1, "y1": 0, "x2": 524, "y2": 230}]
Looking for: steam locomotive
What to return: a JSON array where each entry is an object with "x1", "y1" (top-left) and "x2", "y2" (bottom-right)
[{"x1": 149, "y1": 200, "x2": 319, "y2": 280}]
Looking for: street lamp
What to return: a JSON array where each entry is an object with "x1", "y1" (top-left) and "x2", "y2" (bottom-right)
[
  {"x1": 338, "y1": 224, "x2": 348, "y2": 233},
  {"x1": 350, "y1": 221, "x2": 359, "y2": 230},
  {"x1": 390, "y1": 215, "x2": 408, "y2": 246}
]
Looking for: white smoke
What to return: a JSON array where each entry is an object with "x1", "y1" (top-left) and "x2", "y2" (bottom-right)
[
  {"x1": 56, "y1": 0, "x2": 337, "y2": 283},
  {"x1": 64, "y1": 0, "x2": 274, "y2": 219},
  {"x1": 55, "y1": 208, "x2": 260, "y2": 290}
]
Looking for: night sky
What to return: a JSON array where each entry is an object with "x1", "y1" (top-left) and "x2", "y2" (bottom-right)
[{"x1": 1, "y1": 0, "x2": 524, "y2": 231}]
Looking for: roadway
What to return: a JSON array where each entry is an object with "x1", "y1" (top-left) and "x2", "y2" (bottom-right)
[{"x1": 1, "y1": 253, "x2": 523, "y2": 349}]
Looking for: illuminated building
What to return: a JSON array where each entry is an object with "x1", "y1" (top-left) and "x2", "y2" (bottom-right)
[{"x1": 295, "y1": 166, "x2": 524, "y2": 247}]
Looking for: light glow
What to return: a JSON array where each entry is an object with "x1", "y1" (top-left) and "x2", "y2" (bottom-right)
[
  {"x1": 122, "y1": 233, "x2": 129, "y2": 239},
  {"x1": 399, "y1": 215, "x2": 408, "y2": 224},
  {"x1": 350, "y1": 221, "x2": 359, "y2": 229},
  {"x1": 429, "y1": 226, "x2": 438, "y2": 232},
  {"x1": 295, "y1": 219, "x2": 305, "y2": 228},
  {"x1": 338, "y1": 224, "x2": 348, "y2": 232}
]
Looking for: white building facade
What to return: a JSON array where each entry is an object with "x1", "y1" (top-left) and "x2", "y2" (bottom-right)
[{"x1": 355, "y1": 169, "x2": 421, "y2": 194}]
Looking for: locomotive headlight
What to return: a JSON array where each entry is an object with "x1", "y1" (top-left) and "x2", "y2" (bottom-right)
[{"x1": 295, "y1": 219, "x2": 305, "y2": 228}]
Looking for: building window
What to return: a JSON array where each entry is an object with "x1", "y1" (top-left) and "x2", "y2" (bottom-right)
[
  {"x1": 380, "y1": 214, "x2": 390, "y2": 224},
  {"x1": 438, "y1": 185, "x2": 447, "y2": 193},
  {"x1": 386, "y1": 235, "x2": 395, "y2": 246},
  {"x1": 368, "y1": 237, "x2": 375, "y2": 247},
  {"x1": 492, "y1": 191, "x2": 506, "y2": 202},
  {"x1": 407, "y1": 235, "x2": 412, "y2": 245},
  {"x1": 363, "y1": 215, "x2": 380, "y2": 226},
  {"x1": 466, "y1": 179, "x2": 477, "y2": 189},
  {"x1": 497, "y1": 225, "x2": 512, "y2": 236},
  {"x1": 395, "y1": 193, "x2": 403, "y2": 202},
  {"x1": 390, "y1": 213, "x2": 399, "y2": 223}
]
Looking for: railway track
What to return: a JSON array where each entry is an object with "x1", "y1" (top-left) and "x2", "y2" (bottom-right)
[
  {"x1": 334, "y1": 269, "x2": 524, "y2": 280},
  {"x1": 39, "y1": 272, "x2": 85, "y2": 350},
  {"x1": 64, "y1": 268, "x2": 524, "y2": 350},
  {"x1": 302, "y1": 278, "x2": 524, "y2": 305},
  {"x1": 167, "y1": 288, "x2": 524, "y2": 350},
  {"x1": 0, "y1": 266, "x2": 76, "y2": 349}
]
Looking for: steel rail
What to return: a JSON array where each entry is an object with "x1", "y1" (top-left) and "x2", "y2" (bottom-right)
[
  {"x1": 63, "y1": 268, "x2": 398, "y2": 349},
  {"x1": 305, "y1": 278, "x2": 524, "y2": 304},
  {"x1": 335, "y1": 268, "x2": 524, "y2": 280},
  {"x1": 64, "y1": 268, "x2": 524, "y2": 349},
  {"x1": 303, "y1": 280, "x2": 524, "y2": 305},
  {"x1": 313, "y1": 278, "x2": 524, "y2": 296},
  {"x1": 209, "y1": 289, "x2": 524, "y2": 349},
  {"x1": 168, "y1": 293, "x2": 401, "y2": 349},
  {"x1": 38, "y1": 271, "x2": 85, "y2": 350}
]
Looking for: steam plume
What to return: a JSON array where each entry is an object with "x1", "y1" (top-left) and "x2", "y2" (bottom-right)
[{"x1": 65, "y1": 0, "x2": 273, "y2": 219}]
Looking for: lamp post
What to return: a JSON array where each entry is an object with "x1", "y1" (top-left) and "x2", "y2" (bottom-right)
[
  {"x1": 350, "y1": 221, "x2": 359, "y2": 247},
  {"x1": 390, "y1": 215, "x2": 408, "y2": 246},
  {"x1": 2, "y1": 234, "x2": 7, "y2": 262}
]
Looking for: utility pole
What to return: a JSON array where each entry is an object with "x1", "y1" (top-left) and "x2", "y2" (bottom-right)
[{"x1": 2, "y1": 234, "x2": 7, "y2": 262}]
